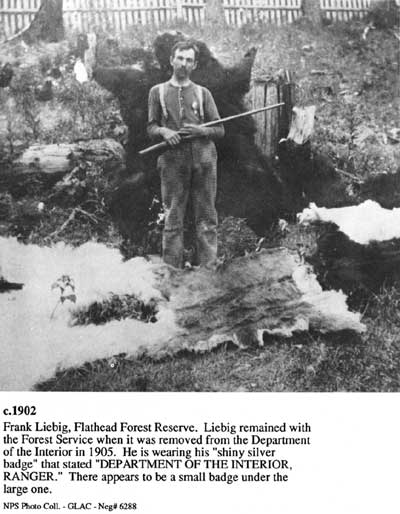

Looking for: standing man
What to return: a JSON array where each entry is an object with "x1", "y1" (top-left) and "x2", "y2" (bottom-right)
[{"x1": 147, "y1": 41, "x2": 224, "y2": 269}]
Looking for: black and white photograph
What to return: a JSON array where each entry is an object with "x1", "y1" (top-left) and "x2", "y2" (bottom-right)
[
  {"x1": 0, "y1": 3, "x2": 398, "y2": 381},
  {"x1": 1, "y1": 0, "x2": 399, "y2": 393},
  {"x1": 0, "y1": 1, "x2": 399, "y2": 512}
]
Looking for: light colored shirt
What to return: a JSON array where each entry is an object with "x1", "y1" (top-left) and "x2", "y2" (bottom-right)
[{"x1": 147, "y1": 80, "x2": 225, "y2": 141}]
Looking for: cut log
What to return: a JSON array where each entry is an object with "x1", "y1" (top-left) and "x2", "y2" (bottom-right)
[
  {"x1": 13, "y1": 139, "x2": 125, "y2": 175},
  {"x1": 14, "y1": 143, "x2": 72, "y2": 174}
]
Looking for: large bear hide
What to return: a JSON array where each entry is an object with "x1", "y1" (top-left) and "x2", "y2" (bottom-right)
[{"x1": 93, "y1": 33, "x2": 282, "y2": 243}]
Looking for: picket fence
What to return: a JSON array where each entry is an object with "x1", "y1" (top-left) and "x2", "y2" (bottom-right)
[
  {"x1": 321, "y1": 0, "x2": 372, "y2": 21},
  {"x1": 0, "y1": 0, "x2": 41, "y2": 37},
  {"x1": 61, "y1": 0, "x2": 304, "y2": 31},
  {"x1": 0, "y1": 0, "x2": 377, "y2": 39}
]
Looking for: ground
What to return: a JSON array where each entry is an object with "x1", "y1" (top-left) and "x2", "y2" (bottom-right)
[{"x1": 0, "y1": 14, "x2": 399, "y2": 391}]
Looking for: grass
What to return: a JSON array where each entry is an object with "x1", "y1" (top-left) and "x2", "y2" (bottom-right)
[
  {"x1": 35, "y1": 316, "x2": 399, "y2": 392},
  {"x1": 1, "y1": 16, "x2": 399, "y2": 391}
]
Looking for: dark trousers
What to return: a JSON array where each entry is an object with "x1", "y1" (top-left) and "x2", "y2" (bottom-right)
[{"x1": 158, "y1": 139, "x2": 218, "y2": 268}]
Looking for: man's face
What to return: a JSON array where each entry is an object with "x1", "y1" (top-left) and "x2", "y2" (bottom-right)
[{"x1": 170, "y1": 48, "x2": 197, "y2": 80}]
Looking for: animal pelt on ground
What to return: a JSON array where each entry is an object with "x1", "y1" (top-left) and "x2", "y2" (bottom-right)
[{"x1": 308, "y1": 223, "x2": 400, "y2": 308}]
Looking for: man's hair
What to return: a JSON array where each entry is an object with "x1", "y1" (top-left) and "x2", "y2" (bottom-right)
[{"x1": 170, "y1": 40, "x2": 199, "y2": 61}]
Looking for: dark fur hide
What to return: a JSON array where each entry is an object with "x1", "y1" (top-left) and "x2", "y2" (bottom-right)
[
  {"x1": 94, "y1": 33, "x2": 282, "y2": 241},
  {"x1": 309, "y1": 222, "x2": 400, "y2": 308}
]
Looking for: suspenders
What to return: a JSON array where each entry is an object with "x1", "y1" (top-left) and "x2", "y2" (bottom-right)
[
  {"x1": 196, "y1": 84, "x2": 204, "y2": 123},
  {"x1": 159, "y1": 82, "x2": 168, "y2": 121},
  {"x1": 159, "y1": 82, "x2": 204, "y2": 123}
]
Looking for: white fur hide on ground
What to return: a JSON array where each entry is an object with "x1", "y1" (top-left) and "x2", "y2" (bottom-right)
[{"x1": 0, "y1": 237, "x2": 364, "y2": 391}]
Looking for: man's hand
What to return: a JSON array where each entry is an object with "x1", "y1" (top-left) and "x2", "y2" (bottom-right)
[
  {"x1": 160, "y1": 128, "x2": 182, "y2": 146},
  {"x1": 180, "y1": 124, "x2": 208, "y2": 138}
]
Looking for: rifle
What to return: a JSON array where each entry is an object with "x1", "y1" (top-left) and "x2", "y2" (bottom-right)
[{"x1": 139, "y1": 102, "x2": 285, "y2": 156}]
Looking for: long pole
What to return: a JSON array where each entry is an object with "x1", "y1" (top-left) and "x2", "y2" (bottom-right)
[{"x1": 139, "y1": 102, "x2": 285, "y2": 156}]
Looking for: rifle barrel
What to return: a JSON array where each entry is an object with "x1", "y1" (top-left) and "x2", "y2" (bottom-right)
[
  {"x1": 202, "y1": 102, "x2": 285, "y2": 128},
  {"x1": 139, "y1": 102, "x2": 285, "y2": 156}
]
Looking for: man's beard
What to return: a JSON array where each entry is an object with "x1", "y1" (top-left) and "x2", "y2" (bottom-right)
[{"x1": 176, "y1": 67, "x2": 189, "y2": 78}]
